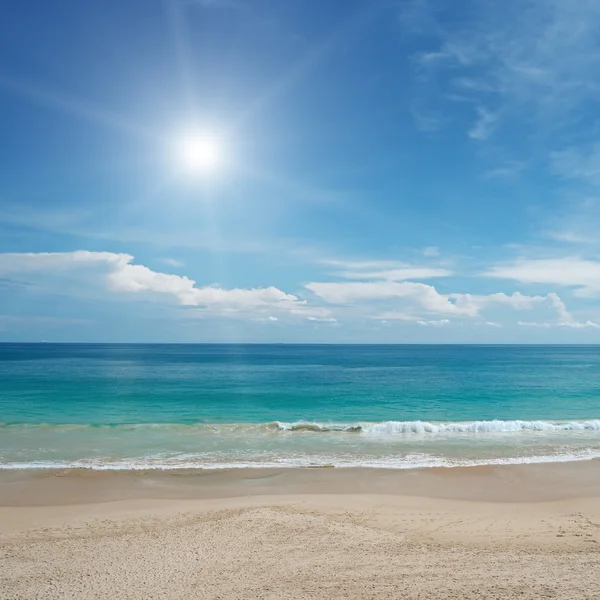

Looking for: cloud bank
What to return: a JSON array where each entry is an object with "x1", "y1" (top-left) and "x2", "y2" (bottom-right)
[
  {"x1": 1, "y1": 250, "x2": 598, "y2": 333},
  {"x1": 0, "y1": 251, "x2": 313, "y2": 318}
]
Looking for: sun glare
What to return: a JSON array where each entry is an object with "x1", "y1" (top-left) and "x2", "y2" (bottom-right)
[{"x1": 174, "y1": 132, "x2": 223, "y2": 175}]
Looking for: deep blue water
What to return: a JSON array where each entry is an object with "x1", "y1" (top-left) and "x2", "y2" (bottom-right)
[{"x1": 1, "y1": 344, "x2": 599, "y2": 469}]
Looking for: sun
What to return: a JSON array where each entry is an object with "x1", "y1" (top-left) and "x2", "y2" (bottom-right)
[{"x1": 174, "y1": 132, "x2": 223, "y2": 175}]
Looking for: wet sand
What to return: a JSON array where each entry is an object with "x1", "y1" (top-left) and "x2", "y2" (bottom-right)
[{"x1": 1, "y1": 461, "x2": 600, "y2": 599}]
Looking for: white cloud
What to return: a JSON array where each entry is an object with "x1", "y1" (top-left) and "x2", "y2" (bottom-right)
[
  {"x1": 160, "y1": 258, "x2": 184, "y2": 267},
  {"x1": 306, "y1": 281, "x2": 475, "y2": 316},
  {"x1": 468, "y1": 107, "x2": 497, "y2": 141},
  {"x1": 451, "y1": 291, "x2": 573, "y2": 322},
  {"x1": 3, "y1": 251, "x2": 596, "y2": 333},
  {"x1": 417, "y1": 319, "x2": 450, "y2": 326},
  {"x1": 422, "y1": 246, "x2": 440, "y2": 257},
  {"x1": 0, "y1": 251, "x2": 312, "y2": 317},
  {"x1": 375, "y1": 313, "x2": 503, "y2": 328},
  {"x1": 519, "y1": 320, "x2": 600, "y2": 329},
  {"x1": 484, "y1": 257, "x2": 600, "y2": 296},
  {"x1": 107, "y1": 262, "x2": 300, "y2": 310},
  {"x1": 545, "y1": 231, "x2": 595, "y2": 245},
  {"x1": 320, "y1": 258, "x2": 452, "y2": 281},
  {"x1": 0, "y1": 250, "x2": 129, "y2": 273},
  {"x1": 307, "y1": 316, "x2": 338, "y2": 323},
  {"x1": 288, "y1": 306, "x2": 334, "y2": 320},
  {"x1": 255, "y1": 315, "x2": 279, "y2": 323},
  {"x1": 374, "y1": 311, "x2": 421, "y2": 322},
  {"x1": 335, "y1": 267, "x2": 451, "y2": 281},
  {"x1": 307, "y1": 278, "x2": 576, "y2": 328}
]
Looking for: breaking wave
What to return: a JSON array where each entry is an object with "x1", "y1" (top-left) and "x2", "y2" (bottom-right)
[
  {"x1": 2, "y1": 449, "x2": 600, "y2": 470},
  {"x1": 2, "y1": 419, "x2": 600, "y2": 435},
  {"x1": 272, "y1": 419, "x2": 600, "y2": 434},
  {"x1": 2, "y1": 419, "x2": 600, "y2": 471}
]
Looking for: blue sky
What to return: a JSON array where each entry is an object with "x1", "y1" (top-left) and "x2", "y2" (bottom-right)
[{"x1": 2, "y1": 0, "x2": 600, "y2": 342}]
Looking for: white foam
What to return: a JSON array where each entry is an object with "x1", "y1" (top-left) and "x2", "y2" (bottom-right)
[
  {"x1": 275, "y1": 419, "x2": 600, "y2": 434},
  {"x1": 2, "y1": 448, "x2": 600, "y2": 471},
  {"x1": 3, "y1": 419, "x2": 600, "y2": 435}
]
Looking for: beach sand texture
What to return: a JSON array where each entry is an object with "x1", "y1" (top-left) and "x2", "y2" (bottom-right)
[{"x1": 1, "y1": 462, "x2": 600, "y2": 599}]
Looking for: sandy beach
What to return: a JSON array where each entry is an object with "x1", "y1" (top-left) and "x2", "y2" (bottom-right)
[{"x1": 1, "y1": 461, "x2": 599, "y2": 599}]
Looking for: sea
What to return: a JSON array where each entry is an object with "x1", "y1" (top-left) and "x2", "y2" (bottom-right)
[{"x1": 1, "y1": 343, "x2": 599, "y2": 470}]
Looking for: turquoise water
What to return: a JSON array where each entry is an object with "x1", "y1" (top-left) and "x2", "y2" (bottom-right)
[{"x1": 1, "y1": 343, "x2": 599, "y2": 469}]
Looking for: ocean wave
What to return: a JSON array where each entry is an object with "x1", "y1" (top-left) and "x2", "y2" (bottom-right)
[
  {"x1": 2, "y1": 448, "x2": 600, "y2": 470},
  {"x1": 273, "y1": 419, "x2": 600, "y2": 434},
  {"x1": 272, "y1": 421, "x2": 363, "y2": 432},
  {"x1": 2, "y1": 419, "x2": 600, "y2": 435}
]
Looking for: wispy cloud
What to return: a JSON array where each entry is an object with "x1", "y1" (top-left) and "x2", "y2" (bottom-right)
[
  {"x1": 334, "y1": 267, "x2": 451, "y2": 281},
  {"x1": 519, "y1": 320, "x2": 600, "y2": 329},
  {"x1": 483, "y1": 161, "x2": 527, "y2": 180},
  {"x1": 307, "y1": 316, "x2": 338, "y2": 323},
  {"x1": 551, "y1": 143, "x2": 600, "y2": 186},
  {"x1": 484, "y1": 257, "x2": 600, "y2": 297},
  {"x1": 417, "y1": 319, "x2": 450, "y2": 326},
  {"x1": 375, "y1": 311, "x2": 421, "y2": 322},
  {"x1": 410, "y1": 102, "x2": 445, "y2": 133},
  {"x1": 160, "y1": 258, "x2": 184, "y2": 267},
  {"x1": 544, "y1": 230, "x2": 595, "y2": 245},
  {"x1": 411, "y1": 0, "x2": 600, "y2": 139},
  {"x1": 468, "y1": 107, "x2": 497, "y2": 141},
  {"x1": 320, "y1": 258, "x2": 452, "y2": 281},
  {"x1": 536, "y1": 194, "x2": 600, "y2": 250}
]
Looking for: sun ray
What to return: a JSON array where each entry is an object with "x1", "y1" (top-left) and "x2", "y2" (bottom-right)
[
  {"x1": 229, "y1": 2, "x2": 386, "y2": 133},
  {"x1": 163, "y1": 0, "x2": 197, "y2": 114},
  {"x1": 0, "y1": 75, "x2": 160, "y2": 142}
]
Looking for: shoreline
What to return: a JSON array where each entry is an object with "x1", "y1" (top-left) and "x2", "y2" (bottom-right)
[
  {"x1": 2, "y1": 461, "x2": 600, "y2": 598},
  {"x1": 2, "y1": 451, "x2": 600, "y2": 471},
  {"x1": 4, "y1": 418, "x2": 599, "y2": 474},
  {"x1": 2, "y1": 459, "x2": 600, "y2": 508}
]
